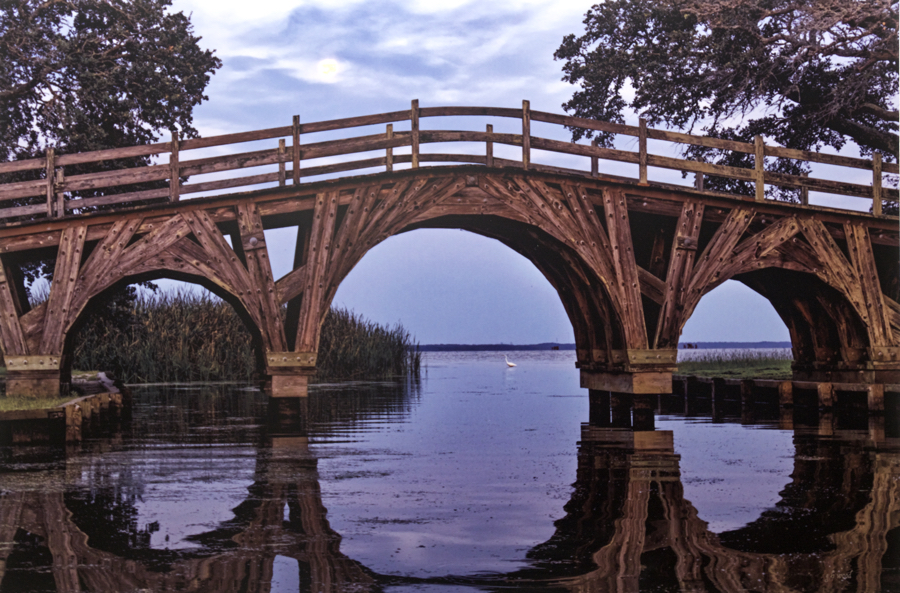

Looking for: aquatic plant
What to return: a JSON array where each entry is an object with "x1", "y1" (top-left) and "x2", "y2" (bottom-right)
[
  {"x1": 68, "y1": 290, "x2": 419, "y2": 384},
  {"x1": 677, "y1": 348, "x2": 792, "y2": 379}
]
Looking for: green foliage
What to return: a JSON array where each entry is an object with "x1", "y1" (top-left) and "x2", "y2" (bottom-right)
[
  {"x1": 316, "y1": 308, "x2": 422, "y2": 382},
  {"x1": 68, "y1": 291, "x2": 420, "y2": 384},
  {"x1": 0, "y1": 0, "x2": 221, "y2": 279},
  {"x1": 678, "y1": 349, "x2": 792, "y2": 379},
  {"x1": 556, "y1": 0, "x2": 898, "y2": 200}
]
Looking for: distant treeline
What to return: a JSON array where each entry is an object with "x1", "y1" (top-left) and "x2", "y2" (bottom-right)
[
  {"x1": 419, "y1": 343, "x2": 577, "y2": 352},
  {"x1": 68, "y1": 290, "x2": 420, "y2": 384},
  {"x1": 420, "y1": 341, "x2": 790, "y2": 351}
]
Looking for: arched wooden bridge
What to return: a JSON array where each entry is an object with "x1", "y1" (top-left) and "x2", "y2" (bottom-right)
[{"x1": 0, "y1": 101, "x2": 897, "y2": 397}]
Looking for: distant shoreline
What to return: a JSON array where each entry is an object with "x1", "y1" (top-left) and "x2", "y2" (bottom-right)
[{"x1": 419, "y1": 341, "x2": 791, "y2": 352}]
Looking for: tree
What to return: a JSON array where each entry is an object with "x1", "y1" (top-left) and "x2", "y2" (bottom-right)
[
  {"x1": 555, "y1": 0, "x2": 898, "y2": 197},
  {"x1": 1, "y1": 0, "x2": 221, "y2": 162},
  {"x1": 0, "y1": 0, "x2": 221, "y2": 338},
  {"x1": 0, "y1": 0, "x2": 220, "y2": 285}
]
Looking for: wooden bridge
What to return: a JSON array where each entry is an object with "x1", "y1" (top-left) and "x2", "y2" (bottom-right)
[{"x1": 0, "y1": 101, "x2": 897, "y2": 397}]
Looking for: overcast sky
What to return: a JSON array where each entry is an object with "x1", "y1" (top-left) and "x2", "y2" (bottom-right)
[{"x1": 167, "y1": 0, "x2": 791, "y2": 345}]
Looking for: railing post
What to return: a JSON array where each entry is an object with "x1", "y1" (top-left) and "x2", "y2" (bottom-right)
[
  {"x1": 411, "y1": 99, "x2": 419, "y2": 169},
  {"x1": 386, "y1": 124, "x2": 393, "y2": 172},
  {"x1": 55, "y1": 169, "x2": 65, "y2": 217},
  {"x1": 486, "y1": 124, "x2": 494, "y2": 168},
  {"x1": 591, "y1": 139, "x2": 598, "y2": 177},
  {"x1": 754, "y1": 135, "x2": 765, "y2": 202},
  {"x1": 292, "y1": 115, "x2": 301, "y2": 185},
  {"x1": 694, "y1": 171, "x2": 704, "y2": 190},
  {"x1": 169, "y1": 131, "x2": 180, "y2": 202},
  {"x1": 873, "y1": 152, "x2": 882, "y2": 216},
  {"x1": 638, "y1": 118, "x2": 647, "y2": 184},
  {"x1": 278, "y1": 139, "x2": 286, "y2": 187},
  {"x1": 800, "y1": 172, "x2": 809, "y2": 205},
  {"x1": 45, "y1": 148, "x2": 55, "y2": 217},
  {"x1": 522, "y1": 100, "x2": 531, "y2": 171}
]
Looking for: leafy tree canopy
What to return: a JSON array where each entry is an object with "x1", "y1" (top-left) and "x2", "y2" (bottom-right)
[
  {"x1": 0, "y1": 0, "x2": 220, "y2": 308},
  {"x1": 1, "y1": 0, "x2": 221, "y2": 162},
  {"x1": 555, "y1": 0, "x2": 898, "y2": 160}
]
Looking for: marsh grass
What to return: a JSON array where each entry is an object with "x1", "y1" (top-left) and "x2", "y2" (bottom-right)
[
  {"x1": 68, "y1": 290, "x2": 419, "y2": 384},
  {"x1": 677, "y1": 349, "x2": 792, "y2": 379}
]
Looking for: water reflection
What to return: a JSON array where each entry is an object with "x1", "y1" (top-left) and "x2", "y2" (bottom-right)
[{"x1": 0, "y1": 372, "x2": 897, "y2": 592}]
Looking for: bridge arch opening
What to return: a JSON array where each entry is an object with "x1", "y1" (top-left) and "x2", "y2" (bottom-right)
[
  {"x1": 64, "y1": 273, "x2": 266, "y2": 384},
  {"x1": 329, "y1": 228, "x2": 576, "y2": 347}
]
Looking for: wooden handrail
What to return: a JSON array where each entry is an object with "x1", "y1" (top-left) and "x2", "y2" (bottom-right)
[{"x1": 0, "y1": 99, "x2": 896, "y2": 222}]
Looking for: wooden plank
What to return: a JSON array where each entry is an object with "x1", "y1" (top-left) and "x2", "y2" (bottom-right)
[
  {"x1": 55, "y1": 141, "x2": 171, "y2": 166},
  {"x1": 754, "y1": 135, "x2": 765, "y2": 202},
  {"x1": 275, "y1": 264, "x2": 306, "y2": 305},
  {"x1": 654, "y1": 201, "x2": 704, "y2": 349},
  {"x1": 179, "y1": 125, "x2": 292, "y2": 151},
  {"x1": 0, "y1": 179, "x2": 48, "y2": 201},
  {"x1": 0, "y1": 203, "x2": 50, "y2": 219},
  {"x1": 638, "y1": 119, "x2": 647, "y2": 185},
  {"x1": 39, "y1": 225, "x2": 87, "y2": 354},
  {"x1": 65, "y1": 187, "x2": 169, "y2": 211},
  {"x1": 0, "y1": 156, "x2": 47, "y2": 174},
  {"x1": 237, "y1": 202, "x2": 287, "y2": 352},
  {"x1": 45, "y1": 148, "x2": 55, "y2": 217},
  {"x1": 294, "y1": 191, "x2": 339, "y2": 352},
  {"x1": 745, "y1": 216, "x2": 801, "y2": 259},
  {"x1": 292, "y1": 115, "x2": 301, "y2": 186},
  {"x1": 297, "y1": 109, "x2": 410, "y2": 134},
  {"x1": 683, "y1": 207, "x2": 754, "y2": 320},
  {"x1": 530, "y1": 136, "x2": 639, "y2": 163},
  {"x1": 411, "y1": 99, "x2": 420, "y2": 169},
  {"x1": 385, "y1": 124, "x2": 393, "y2": 172},
  {"x1": 60, "y1": 163, "x2": 169, "y2": 193},
  {"x1": 277, "y1": 139, "x2": 285, "y2": 187},
  {"x1": 603, "y1": 188, "x2": 648, "y2": 348},
  {"x1": 844, "y1": 223, "x2": 892, "y2": 346},
  {"x1": 169, "y1": 131, "x2": 180, "y2": 202},
  {"x1": 764, "y1": 144, "x2": 894, "y2": 171},
  {"x1": 646, "y1": 128, "x2": 755, "y2": 153},
  {"x1": 646, "y1": 154, "x2": 756, "y2": 182},
  {"x1": 522, "y1": 100, "x2": 531, "y2": 171},
  {"x1": 531, "y1": 110, "x2": 640, "y2": 137},
  {"x1": 764, "y1": 169, "x2": 879, "y2": 199},
  {"x1": 637, "y1": 267, "x2": 665, "y2": 305},
  {"x1": 873, "y1": 153, "x2": 882, "y2": 216},
  {"x1": 0, "y1": 256, "x2": 28, "y2": 355},
  {"x1": 797, "y1": 218, "x2": 858, "y2": 300},
  {"x1": 420, "y1": 105, "x2": 522, "y2": 119},
  {"x1": 178, "y1": 210, "x2": 251, "y2": 302}
]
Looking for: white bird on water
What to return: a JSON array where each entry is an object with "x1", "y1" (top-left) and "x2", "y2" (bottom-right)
[{"x1": 504, "y1": 354, "x2": 516, "y2": 367}]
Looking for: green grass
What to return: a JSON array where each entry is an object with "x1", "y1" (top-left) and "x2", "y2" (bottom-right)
[
  {"x1": 0, "y1": 395, "x2": 80, "y2": 412},
  {"x1": 677, "y1": 349, "x2": 793, "y2": 380}
]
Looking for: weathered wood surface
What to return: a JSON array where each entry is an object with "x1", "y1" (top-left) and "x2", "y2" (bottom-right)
[
  {"x1": 1, "y1": 100, "x2": 895, "y2": 221},
  {"x1": 0, "y1": 159, "x2": 897, "y2": 396}
]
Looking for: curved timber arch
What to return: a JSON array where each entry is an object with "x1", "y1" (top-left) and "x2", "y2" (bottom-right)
[{"x1": 0, "y1": 167, "x2": 896, "y2": 397}]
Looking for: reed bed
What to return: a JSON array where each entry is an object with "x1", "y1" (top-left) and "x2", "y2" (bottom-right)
[
  {"x1": 68, "y1": 290, "x2": 420, "y2": 384},
  {"x1": 677, "y1": 348, "x2": 792, "y2": 379}
]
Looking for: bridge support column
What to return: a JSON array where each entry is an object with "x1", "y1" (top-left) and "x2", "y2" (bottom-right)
[
  {"x1": 580, "y1": 370, "x2": 672, "y2": 394},
  {"x1": 265, "y1": 352, "x2": 316, "y2": 398},
  {"x1": 4, "y1": 356, "x2": 66, "y2": 398}
]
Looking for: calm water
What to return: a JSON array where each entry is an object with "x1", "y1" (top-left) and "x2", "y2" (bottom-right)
[{"x1": 0, "y1": 351, "x2": 897, "y2": 592}]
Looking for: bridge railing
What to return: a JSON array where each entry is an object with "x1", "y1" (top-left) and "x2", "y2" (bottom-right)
[{"x1": 0, "y1": 100, "x2": 896, "y2": 223}]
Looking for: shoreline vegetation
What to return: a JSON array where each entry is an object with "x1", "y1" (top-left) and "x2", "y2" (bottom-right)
[{"x1": 65, "y1": 291, "x2": 421, "y2": 385}]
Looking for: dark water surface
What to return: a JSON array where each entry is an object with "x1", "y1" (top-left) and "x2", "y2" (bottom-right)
[{"x1": 0, "y1": 351, "x2": 897, "y2": 592}]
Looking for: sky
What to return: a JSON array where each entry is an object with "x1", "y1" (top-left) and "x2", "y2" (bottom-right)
[{"x1": 165, "y1": 0, "x2": 792, "y2": 345}]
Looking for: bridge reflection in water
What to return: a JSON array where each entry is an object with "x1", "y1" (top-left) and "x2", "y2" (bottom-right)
[{"x1": 0, "y1": 383, "x2": 897, "y2": 592}]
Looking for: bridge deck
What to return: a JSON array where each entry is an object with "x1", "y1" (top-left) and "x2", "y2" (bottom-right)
[{"x1": 0, "y1": 100, "x2": 897, "y2": 224}]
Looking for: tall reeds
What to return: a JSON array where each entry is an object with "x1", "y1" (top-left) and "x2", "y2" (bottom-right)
[{"x1": 69, "y1": 290, "x2": 420, "y2": 384}]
